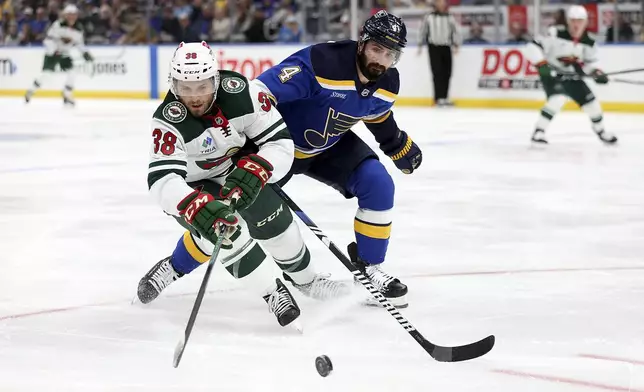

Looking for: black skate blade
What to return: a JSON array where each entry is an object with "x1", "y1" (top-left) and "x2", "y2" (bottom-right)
[
  {"x1": 422, "y1": 334, "x2": 495, "y2": 362},
  {"x1": 278, "y1": 308, "x2": 301, "y2": 327}
]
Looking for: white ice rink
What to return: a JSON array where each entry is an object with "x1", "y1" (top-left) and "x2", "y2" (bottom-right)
[{"x1": 1, "y1": 97, "x2": 644, "y2": 391}]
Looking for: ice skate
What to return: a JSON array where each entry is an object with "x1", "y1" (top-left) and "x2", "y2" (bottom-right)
[
  {"x1": 531, "y1": 129, "x2": 548, "y2": 144},
  {"x1": 347, "y1": 242, "x2": 408, "y2": 308},
  {"x1": 136, "y1": 256, "x2": 183, "y2": 304},
  {"x1": 263, "y1": 278, "x2": 301, "y2": 327},
  {"x1": 283, "y1": 272, "x2": 351, "y2": 301},
  {"x1": 596, "y1": 129, "x2": 617, "y2": 144}
]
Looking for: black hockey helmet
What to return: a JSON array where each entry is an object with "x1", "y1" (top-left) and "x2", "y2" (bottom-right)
[{"x1": 359, "y1": 10, "x2": 407, "y2": 52}]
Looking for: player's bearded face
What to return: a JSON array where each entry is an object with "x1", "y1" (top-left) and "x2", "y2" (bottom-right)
[
  {"x1": 174, "y1": 79, "x2": 217, "y2": 116},
  {"x1": 359, "y1": 41, "x2": 400, "y2": 81}
]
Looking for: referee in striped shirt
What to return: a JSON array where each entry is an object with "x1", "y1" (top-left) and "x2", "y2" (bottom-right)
[{"x1": 417, "y1": 0, "x2": 461, "y2": 106}]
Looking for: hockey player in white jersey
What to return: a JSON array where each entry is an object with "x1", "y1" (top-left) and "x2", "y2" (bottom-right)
[
  {"x1": 24, "y1": 4, "x2": 93, "y2": 106},
  {"x1": 137, "y1": 42, "x2": 349, "y2": 327},
  {"x1": 525, "y1": 5, "x2": 617, "y2": 145}
]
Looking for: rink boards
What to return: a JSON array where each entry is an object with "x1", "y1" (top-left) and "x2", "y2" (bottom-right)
[{"x1": 1, "y1": 44, "x2": 644, "y2": 112}]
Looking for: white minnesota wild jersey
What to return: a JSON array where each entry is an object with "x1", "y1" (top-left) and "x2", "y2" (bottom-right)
[
  {"x1": 43, "y1": 19, "x2": 86, "y2": 56},
  {"x1": 148, "y1": 70, "x2": 293, "y2": 216},
  {"x1": 525, "y1": 26, "x2": 600, "y2": 75}
]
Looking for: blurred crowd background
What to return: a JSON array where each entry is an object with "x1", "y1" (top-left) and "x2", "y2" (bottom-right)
[{"x1": 0, "y1": 0, "x2": 642, "y2": 46}]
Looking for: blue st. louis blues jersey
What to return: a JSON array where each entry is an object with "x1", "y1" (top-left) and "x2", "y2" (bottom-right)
[{"x1": 254, "y1": 40, "x2": 400, "y2": 159}]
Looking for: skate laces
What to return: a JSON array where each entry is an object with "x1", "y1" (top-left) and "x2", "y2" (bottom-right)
[
  {"x1": 365, "y1": 265, "x2": 395, "y2": 291},
  {"x1": 307, "y1": 274, "x2": 349, "y2": 300},
  {"x1": 150, "y1": 259, "x2": 179, "y2": 293},
  {"x1": 266, "y1": 286, "x2": 294, "y2": 317}
]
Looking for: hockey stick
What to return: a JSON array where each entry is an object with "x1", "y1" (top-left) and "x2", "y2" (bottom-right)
[
  {"x1": 612, "y1": 78, "x2": 644, "y2": 86},
  {"x1": 605, "y1": 67, "x2": 644, "y2": 76},
  {"x1": 172, "y1": 223, "x2": 229, "y2": 368},
  {"x1": 271, "y1": 184, "x2": 495, "y2": 363}
]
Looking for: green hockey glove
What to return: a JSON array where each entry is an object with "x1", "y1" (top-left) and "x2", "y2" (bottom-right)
[
  {"x1": 536, "y1": 62, "x2": 554, "y2": 81},
  {"x1": 177, "y1": 189, "x2": 239, "y2": 248},
  {"x1": 221, "y1": 154, "x2": 273, "y2": 210},
  {"x1": 592, "y1": 69, "x2": 609, "y2": 84}
]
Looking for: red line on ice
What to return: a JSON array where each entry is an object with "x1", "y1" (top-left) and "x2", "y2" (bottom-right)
[
  {"x1": 0, "y1": 289, "x2": 231, "y2": 321},
  {"x1": 579, "y1": 353, "x2": 644, "y2": 366},
  {"x1": 408, "y1": 265, "x2": 644, "y2": 279},
  {"x1": 493, "y1": 369, "x2": 644, "y2": 392}
]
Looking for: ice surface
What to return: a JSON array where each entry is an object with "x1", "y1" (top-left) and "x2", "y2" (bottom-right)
[{"x1": 1, "y1": 98, "x2": 644, "y2": 391}]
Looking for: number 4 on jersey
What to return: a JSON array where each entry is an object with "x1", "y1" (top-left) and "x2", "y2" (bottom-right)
[{"x1": 278, "y1": 66, "x2": 301, "y2": 83}]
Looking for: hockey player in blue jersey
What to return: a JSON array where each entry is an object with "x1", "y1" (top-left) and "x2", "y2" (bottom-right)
[{"x1": 253, "y1": 11, "x2": 422, "y2": 307}]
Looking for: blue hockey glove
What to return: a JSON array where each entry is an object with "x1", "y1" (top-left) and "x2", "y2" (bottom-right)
[{"x1": 381, "y1": 130, "x2": 422, "y2": 174}]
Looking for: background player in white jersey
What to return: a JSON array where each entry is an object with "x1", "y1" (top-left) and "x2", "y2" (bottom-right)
[
  {"x1": 24, "y1": 4, "x2": 93, "y2": 106},
  {"x1": 525, "y1": 5, "x2": 617, "y2": 145},
  {"x1": 137, "y1": 42, "x2": 348, "y2": 327}
]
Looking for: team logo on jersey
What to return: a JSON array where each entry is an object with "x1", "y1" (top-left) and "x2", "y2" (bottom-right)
[
  {"x1": 361, "y1": 89, "x2": 370, "y2": 97},
  {"x1": 304, "y1": 108, "x2": 360, "y2": 149},
  {"x1": 221, "y1": 77, "x2": 246, "y2": 94},
  {"x1": 214, "y1": 117, "x2": 224, "y2": 125},
  {"x1": 195, "y1": 147, "x2": 241, "y2": 170},
  {"x1": 162, "y1": 102, "x2": 187, "y2": 123}
]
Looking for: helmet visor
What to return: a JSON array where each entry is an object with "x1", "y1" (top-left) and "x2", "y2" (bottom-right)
[
  {"x1": 172, "y1": 77, "x2": 217, "y2": 97},
  {"x1": 364, "y1": 40, "x2": 402, "y2": 66}
]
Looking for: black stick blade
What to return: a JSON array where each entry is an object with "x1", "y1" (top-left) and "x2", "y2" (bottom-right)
[{"x1": 423, "y1": 334, "x2": 495, "y2": 362}]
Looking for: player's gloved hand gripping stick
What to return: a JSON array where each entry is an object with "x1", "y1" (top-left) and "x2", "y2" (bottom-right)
[
  {"x1": 220, "y1": 154, "x2": 273, "y2": 211},
  {"x1": 173, "y1": 192, "x2": 240, "y2": 368}
]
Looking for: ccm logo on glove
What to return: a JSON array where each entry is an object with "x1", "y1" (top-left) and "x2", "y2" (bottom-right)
[
  {"x1": 241, "y1": 158, "x2": 271, "y2": 184},
  {"x1": 182, "y1": 192, "x2": 214, "y2": 223}
]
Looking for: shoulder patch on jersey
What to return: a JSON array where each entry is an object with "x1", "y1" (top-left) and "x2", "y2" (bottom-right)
[
  {"x1": 221, "y1": 77, "x2": 246, "y2": 94},
  {"x1": 216, "y1": 71, "x2": 254, "y2": 119},
  {"x1": 162, "y1": 101, "x2": 188, "y2": 123}
]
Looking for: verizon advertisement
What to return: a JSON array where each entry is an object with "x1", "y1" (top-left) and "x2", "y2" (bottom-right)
[{"x1": 156, "y1": 45, "x2": 304, "y2": 94}]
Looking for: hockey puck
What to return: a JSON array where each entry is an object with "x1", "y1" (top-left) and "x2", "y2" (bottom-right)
[{"x1": 315, "y1": 355, "x2": 333, "y2": 377}]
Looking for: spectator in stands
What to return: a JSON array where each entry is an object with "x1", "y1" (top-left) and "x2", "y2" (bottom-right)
[
  {"x1": 464, "y1": 21, "x2": 487, "y2": 43},
  {"x1": 173, "y1": 0, "x2": 193, "y2": 19},
  {"x1": 211, "y1": 5, "x2": 232, "y2": 42},
  {"x1": 47, "y1": 0, "x2": 59, "y2": 24},
  {"x1": 175, "y1": 12, "x2": 200, "y2": 42},
  {"x1": 85, "y1": 4, "x2": 112, "y2": 43},
  {"x1": 244, "y1": 8, "x2": 270, "y2": 42},
  {"x1": 18, "y1": 19, "x2": 33, "y2": 45},
  {"x1": 1, "y1": 0, "x2": 12, "y2": 21},
  {"x1": 30, "y1": 7, "x2": 49, "y2": 42},
  {"x1": 277, "y1": 14, "x2": 301, "y2": 42},
  {"x1": 605, "y1": 13, "x2": 634, "y2": 43},
  {"x1": 506, "y1": 21, "x2": 528, "y2": 43},
  {"x1": 17, "y1": 7, "x2": 34, "y2": 33},
  {"x1": 107, "y1": 16, "x2": 126, "y2": 43},
  {"x1": 123, "y1": 17, "x2": 156, "y2": 43},
  {"x1": 551, "y1": 8, "x2": 566, "y2": 27},
  {"x1": 159, "y1": 4, "x2": 180, "y2": 42},
  {"x1": 198, "y1": 2, "x2": 213, "y2": 40},
  {"x1": 231, "y1": 0, "x2": 253, "y2": 41},
  {"x1": 3, "y1": 20, "x2": 18, "y2": 45}
]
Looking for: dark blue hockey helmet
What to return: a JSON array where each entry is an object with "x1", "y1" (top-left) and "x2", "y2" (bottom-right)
[{"x1": 359, "y1": 10, "x2": 407, "y2": 53}]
